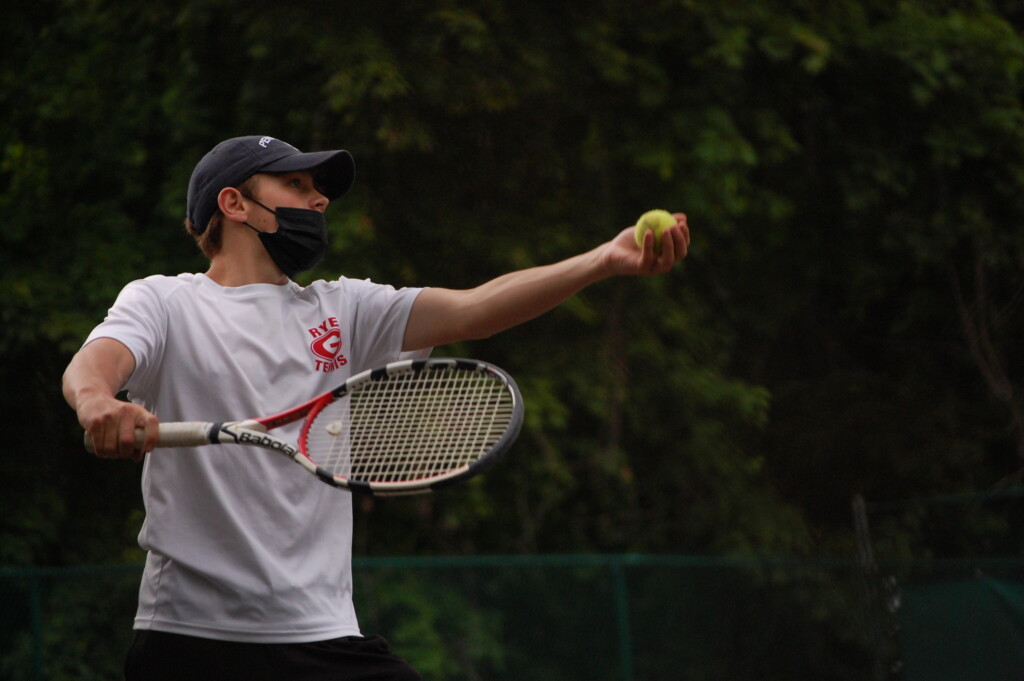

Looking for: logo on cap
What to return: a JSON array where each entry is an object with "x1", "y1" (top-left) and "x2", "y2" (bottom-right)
[{"x1": 259, "y1": 136, "x2": 274, "y2": 148}]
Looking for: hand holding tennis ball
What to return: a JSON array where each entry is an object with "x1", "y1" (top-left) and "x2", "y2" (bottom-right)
[{"x1": 633, "y1": 209, "x2": 676, "y2": 254}]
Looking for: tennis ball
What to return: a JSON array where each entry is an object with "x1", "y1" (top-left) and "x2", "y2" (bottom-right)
[{"x1": 633, "y1": 209, "x2": 675, "y2": 253}]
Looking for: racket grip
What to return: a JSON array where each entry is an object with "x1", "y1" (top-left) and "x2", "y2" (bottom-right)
[{"x1": 83, "y1": 422, "x2": 216, "y2": 453}]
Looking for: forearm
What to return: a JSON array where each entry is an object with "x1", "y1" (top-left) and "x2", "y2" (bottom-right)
[
  {"x1": 461, "y1": 247, "x2": 610, "y2": 335},
  {"x1": 405, "y1": 247, "x2": 611, "y2": 349},
  {"x1": 62, "y1": 338, "x2": 133, "y2": 412},
  {"x1": 403, "y1": 217, "x2": 689, "y2": 351},
  {"x1": 63, "y1": 338, "x2": 156, "y2": 460}
]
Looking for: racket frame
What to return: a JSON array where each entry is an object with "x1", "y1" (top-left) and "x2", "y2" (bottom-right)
[{"x1": 86, "y1": 358, "x2": 523, "y2": 497}]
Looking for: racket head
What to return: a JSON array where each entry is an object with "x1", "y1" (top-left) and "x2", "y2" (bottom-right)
[{"x1": 296, "y1": 358, "x2": 524, "y2": 496}]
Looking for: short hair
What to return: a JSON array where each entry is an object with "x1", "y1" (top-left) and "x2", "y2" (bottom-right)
[{"x1": 184, "y1": 175, "x2": 260, "y2": 259}]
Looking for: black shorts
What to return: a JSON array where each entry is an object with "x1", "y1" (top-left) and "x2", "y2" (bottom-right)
[{"x1": 124, "y1": 629, "x2": 422, "y2": 681}]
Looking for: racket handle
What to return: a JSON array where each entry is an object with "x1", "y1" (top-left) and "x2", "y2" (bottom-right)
[{"x1": 83, "y1": 421, "x2": 216, "y2": 454}]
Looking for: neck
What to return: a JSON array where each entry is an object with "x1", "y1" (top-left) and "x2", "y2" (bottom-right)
[
  {"x1": 205, "y1": 260, "x2": 288, "y2": 287},
  {"x1": 206, "y1": 221, "x2": 287, "y2": 286}
]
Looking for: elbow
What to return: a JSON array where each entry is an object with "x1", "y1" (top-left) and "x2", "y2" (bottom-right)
[
  {"x1": 434, "y1": 319, "x2": 499, "y2": 347},
  {"x1": 406, "y1": 288, "x2": 506, "y2": 349}
]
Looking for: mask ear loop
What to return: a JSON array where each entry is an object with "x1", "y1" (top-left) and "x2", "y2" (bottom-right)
[{"x1": 240, "y1": 194, "x2": 277, "y2": 234}]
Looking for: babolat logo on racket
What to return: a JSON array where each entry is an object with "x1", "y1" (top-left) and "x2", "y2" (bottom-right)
[
  {"x1": 234, "y1": 430, "x2": 298, "y2": 457},
  {"x1": 308, "y1": 317, "x2": 348, "y2": 373}
]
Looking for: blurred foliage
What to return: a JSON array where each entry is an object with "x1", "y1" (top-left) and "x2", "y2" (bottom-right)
[
  {"x1": 4, "y1": 0, "x2": 1024, "y2": 674},
  {"x1": 2, "y1": 558, "x2": 880, "y2": 681},
  {"x1": 1, "y1": 568, "x2": 139, "y2": 681}
]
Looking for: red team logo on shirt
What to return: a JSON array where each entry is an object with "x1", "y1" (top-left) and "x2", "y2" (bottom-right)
[{"x1": 308, "y1": 317, "x2": 348, "y2": 372}]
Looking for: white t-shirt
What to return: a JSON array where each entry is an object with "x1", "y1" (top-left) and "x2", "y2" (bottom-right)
[{"x1": 85, "y1": 272, "x2": 428, "y2": 643}]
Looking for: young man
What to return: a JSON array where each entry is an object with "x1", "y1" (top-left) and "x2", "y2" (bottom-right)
[{"x1": 63, "y1": 135, "x2": 689, "y2": 680}]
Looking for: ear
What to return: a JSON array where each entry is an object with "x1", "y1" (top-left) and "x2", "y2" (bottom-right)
[{"x1": 217, "y1": 187, "x2": 248, "y2": 223}]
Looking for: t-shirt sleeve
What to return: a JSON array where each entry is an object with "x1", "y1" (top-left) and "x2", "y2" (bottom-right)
[
  {"x1": 343, "y1": 278, "x2": 431, "y2": 370},
  {"x1": 84, "y1": 278, "x2": 168, "y2": 395}
]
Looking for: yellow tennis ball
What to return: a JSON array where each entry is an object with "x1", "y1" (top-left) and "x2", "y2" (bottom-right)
[{"x1": 633, "y1": 209, "x2": 675, "y2": 253}]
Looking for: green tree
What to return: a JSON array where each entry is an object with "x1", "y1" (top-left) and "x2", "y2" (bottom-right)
[{"x1": 3, "y1": 0, "x2": 1023, "y2": 575}]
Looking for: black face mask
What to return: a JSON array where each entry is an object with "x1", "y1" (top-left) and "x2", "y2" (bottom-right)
[{"x1": 244, "y1": 198, "x2": 328, "y2": 278}]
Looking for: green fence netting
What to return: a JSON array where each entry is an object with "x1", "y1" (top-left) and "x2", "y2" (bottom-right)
[
  {"x1": 897, "y1": 566, "x2": 1024, "y2": 681},
  {"x1": 1, "y1": 555, "x2": 1022, "y2": 681}
]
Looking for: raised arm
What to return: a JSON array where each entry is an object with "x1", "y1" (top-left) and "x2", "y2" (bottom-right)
[
  {"x1": 62, "y1": 337, "x2": 158, "y2": 461},
  {"x1": 403, "y1": 214, "x2": 689, "y2": 351}
]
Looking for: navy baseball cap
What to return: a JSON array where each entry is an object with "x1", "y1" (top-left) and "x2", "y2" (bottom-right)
[{"x1": 186, "y1": 135, "x2": 355, "y2": 234}]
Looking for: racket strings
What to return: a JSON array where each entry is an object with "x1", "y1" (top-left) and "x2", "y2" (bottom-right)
[{"x1": 305, "y1": 367, "x2": 515, "y2": 483}]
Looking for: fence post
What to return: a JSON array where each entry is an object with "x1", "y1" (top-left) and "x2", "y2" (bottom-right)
[
  {"x1": 611, "y1": 557, "x2": 634, "y2": 681},
  {"x1": 853, "y1": 494, "x2": 889, "y2": 681},
  {"x1": 29, "y1": 570, "x2": 44, "y2": 681}
]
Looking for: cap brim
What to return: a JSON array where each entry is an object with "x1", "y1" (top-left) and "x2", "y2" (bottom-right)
[{"x1": 259, "y1": 150, "x2": 355, "y2": 200}]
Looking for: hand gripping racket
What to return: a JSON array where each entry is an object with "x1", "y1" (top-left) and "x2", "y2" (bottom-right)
[{"x1": 85, "y1": 358, "x2": 524, "y2": 496}]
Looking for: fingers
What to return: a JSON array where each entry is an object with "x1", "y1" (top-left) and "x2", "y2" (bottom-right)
[
  {"x1": 657, "y1": 213, "x2": 689, "y2": 260},
  {"x1": 636, "y1": 213, "x2": 689, "y2": 273},
  {"x1": 137, "y1": 415, "x2": 160, "y2": 462},
  {"x1": 672, "y1": 212, "x2": 690, "y2": 254},
  {"x1": 598, "y1": 212, "x2": 691, "y2": 276},
  {"x1": 663, "y1": 221, "x2": 689, "y2": 262},
  {"x1": 84, "y1": 400, "x2": 157, "y2": 462}
]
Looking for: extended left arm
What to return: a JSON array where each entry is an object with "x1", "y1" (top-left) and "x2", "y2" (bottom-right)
[{"x1": 402, "y1": 214, "x2": 689, "y2": 351}]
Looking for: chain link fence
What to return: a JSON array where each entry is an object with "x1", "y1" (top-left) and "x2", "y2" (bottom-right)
[{"x1": 2, "y1": 554, "x2": 1021, "y2": 681}]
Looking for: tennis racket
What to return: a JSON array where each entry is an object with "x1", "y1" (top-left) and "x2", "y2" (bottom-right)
[{"x1": 84, "y1": 358, "x2": 524, "y2": 496}]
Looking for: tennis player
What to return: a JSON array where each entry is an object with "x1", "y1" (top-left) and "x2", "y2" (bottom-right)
[{"x1": 62, "y1": 135, "x2": 689, "y2": 680}]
